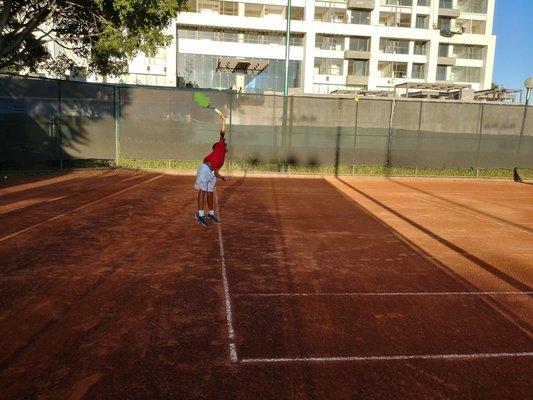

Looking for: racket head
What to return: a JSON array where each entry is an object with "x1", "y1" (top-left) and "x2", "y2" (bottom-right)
[{"x1": 193, "y1": 91, "x2": 211, "y2": 108}]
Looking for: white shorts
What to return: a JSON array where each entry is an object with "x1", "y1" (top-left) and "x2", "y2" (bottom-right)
[{"x1": 194, "y1": 163, "x2": 216, "y2": 192}]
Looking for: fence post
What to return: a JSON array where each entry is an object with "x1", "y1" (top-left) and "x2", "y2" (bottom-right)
[
  {"x1": 228, "y1": 91, "x2": 233, "y2": 173},
  {"x1": 386, "y1": 97, "x2": 396, "y2": 168},
  {"x1": 516, "y1": 102, "x2": 529, "y2": 161},
  {"x1": 114, "y1": 86, "x2": 121, "y2": 167},
  {"x1": 353, "y1": 97, "x2": 359, "y2": 172},
  {"x1": 474, "y1": 103, "x2": 485, "y2": 178},
  {"x1": 414, "y1": 101, "x2": 423, "y2": 178},
  {"x1": 334, "y1": 98, "x2": 341, "y2": 177},
  {"x1": 57, "y1": 80, "x2": 63, "y2": 170}
]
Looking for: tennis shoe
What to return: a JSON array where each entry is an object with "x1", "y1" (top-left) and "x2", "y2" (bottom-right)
[
  {"x1": 196, "y1": 213, "x2": 209, "y2": 227},
  {"x1": 207, "y1": 212, "x2": 220, "y2": 224}
]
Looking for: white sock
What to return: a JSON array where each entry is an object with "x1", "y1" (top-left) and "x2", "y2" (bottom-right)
[
  {"x1": 209, "y1": 210, "x2": 215, "y2": 215},
  {"x1": 198, "y1": 210, "x2": 205, "y2": 217}
]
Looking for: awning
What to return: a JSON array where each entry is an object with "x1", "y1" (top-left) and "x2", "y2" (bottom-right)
[{"x1": 216, "y1": 58, "x2": 269, "y2": 75}]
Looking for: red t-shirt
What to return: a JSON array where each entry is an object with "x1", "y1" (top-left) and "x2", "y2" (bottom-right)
[{"x1": 203, "y1": 135, "x2": 226, "y2": 170}]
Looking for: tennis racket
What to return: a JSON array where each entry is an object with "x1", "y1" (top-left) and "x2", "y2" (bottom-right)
[{"x1": 193, "y1": 91, "x2": 222, "y2": 115}]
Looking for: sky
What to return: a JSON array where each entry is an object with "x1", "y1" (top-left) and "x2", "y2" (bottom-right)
[{"x1": 492, "y1": 0, "x2": 533, "y2": 90}]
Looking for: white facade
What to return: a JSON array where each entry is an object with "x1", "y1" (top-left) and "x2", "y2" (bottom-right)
[{"x1": 91, "y1": 0, "x2": 497, "y2": 94}]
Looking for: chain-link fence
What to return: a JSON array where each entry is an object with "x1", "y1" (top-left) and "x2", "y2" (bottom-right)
[{"x1": 1, "y1": 75, "x2": 532, "y2": 174}]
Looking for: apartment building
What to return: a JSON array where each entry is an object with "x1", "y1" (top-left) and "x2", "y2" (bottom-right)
[{"x1": 85, "y1": 0, "x2": 498, "y2": 94}]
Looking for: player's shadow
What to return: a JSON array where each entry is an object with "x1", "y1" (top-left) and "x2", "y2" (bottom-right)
[{"x1": 216, "y1": 177, "x2": 320, "y2": 399}]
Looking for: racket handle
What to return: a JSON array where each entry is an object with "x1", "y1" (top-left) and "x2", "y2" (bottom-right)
[{"x1": 214, "y1": 108, "x2": 222, "y2": 115}]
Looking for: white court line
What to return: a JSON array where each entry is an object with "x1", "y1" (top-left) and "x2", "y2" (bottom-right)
[
  {"x1": 238, "y1": 291, "x2": 533, "y2": 297},
  {"x1": 241, "y1": 352, "x2": 533, "y2": 364},
  {"x1": 214, "y1": 190, "x2": 238, "y2": 362}
]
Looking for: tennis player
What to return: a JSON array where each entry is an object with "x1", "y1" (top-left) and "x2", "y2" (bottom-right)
[{"x1": 194, "y1": 112, "x2": 228, "y2": 227}]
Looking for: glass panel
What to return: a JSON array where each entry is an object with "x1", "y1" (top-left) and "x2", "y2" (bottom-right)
[
  {"x1": 348, "y1": 60, "x2": 369, "y2": 76},
  {"x1": 414, "y1": 41, "x2": 428, "y2": 55},
  {"x1": 438, "y1": 43, "x2": 449, "y2": 57},
  {"x1": 412, "y1": 63, "x2": 425, "y2": 79},
  {"x1": 436, "y1": 65, "x2": 447, "y2": 81},
  {"x1": 416, "y1": 15, "x2": 429, "y2": 29},
  {"x1": 351, "y1": 10, "x2": 371, "y2": 24},
  {"x1": 380, "y1": 38, "x2": 410, "y2": 54},
  {"x1": 458, "y1": 0, "x2": 487, "y2": 14},
  {"x1": 314, "y1": 58, "x2": 344, "y2": 75},
  {"x1": 349, "y1": 37, "x2": 370, "y2": 51}
]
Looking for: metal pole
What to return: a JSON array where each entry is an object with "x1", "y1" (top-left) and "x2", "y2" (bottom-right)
[
  {"x1": 475, "y1": 103, "x2": 485, "y2": 177},
  {"x1": 283, "y1": 0, "x2": 292, "y2": 96},
  {"x1": 228, "y1": 91, "x2": 233, "y2": 172},
  {"x1": 114, "y1": 86, "x2": 121, "y2": 167},
  {"x1": 414, "y1": 101, "x2": 423, "y2": 177},
  {"x1": 516, "y1": 101, "x2": 528, "y2": 157},
  {"x1": 57, "y1": 80, "x2": 63, "y2": 170}
]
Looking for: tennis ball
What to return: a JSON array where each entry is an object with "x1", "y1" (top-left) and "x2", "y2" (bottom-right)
[{"x1": 354, "y1": 97, "x2": 359, "y2": 103}]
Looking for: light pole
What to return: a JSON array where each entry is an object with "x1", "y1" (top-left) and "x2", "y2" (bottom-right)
[
  {"x1": 283, "y1": 0, "x2": 292, "y2": 96},
  {"x1": 525, "y1": 77, "x2": 533, "y2": 106},
  {"x1": 516, "y1": 77, "x2": 533, "y2": 162}
]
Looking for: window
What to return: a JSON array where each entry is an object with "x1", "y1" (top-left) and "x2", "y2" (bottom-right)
[
  {"x1": 458, "y1": 0, "x2": 487, "y2": 14},
  {"x1": 417, "y1": 0, "x2": 430, "y2": 5},
  {"x1": 451, "y1": 66, "x2": 481, "y2": 83},
  {"x1": 436, "y1": 65, "x2": 448, "y2": 81},
  {"x1": 438, "y1": 43, "x2": 450, "y2": 57},
  {"x1": 381, "y1": 0, "x2": 413, "y2": 5},
  {"x1": 439, "y1": 0, "x2": 453, "y2": 8},
  {"x1": 220, "y1": 1, "x2": 238, "y2": 15},
  {"x1": 245, "y1": 3, "x2": 262, "y2": 18},
  {"x1": 351, "y1": 10, "x2": 371, "y2": 24},
  {"x1": 380, "y1": 12, "x2": 411, "y2": 27},
  {"x1": 315, "y1": 35, "x2": 345, "y2": 51},
  {"x1": 315, "y1": 7, "x2": 348, "y2": 23},
  {"x1": 414, "y1": 41, "x2": 428, "y2": 55},
  {"x1": 456, "y1": 18, "x2": 486, "y2": 34},
  {"x1": 314, "y1": 58, "x2": 344, "y2": 75},
  {"x1": 349, "y1": 37, "x2": 370, "y2": 51},
  {"x1": 380, "y1": 38, "x2": 410, "y2": 54},
  {"x1": 378, "y1": 61, "x2": 408, "y2": 78},
  {"x1": 438, "y1": 17, "x2": 452, "y2": 31},
  {"x1": 177, "y1": 27, "x2": 303, "y2": 46},
  {"x1": 416, "y1": 15, "x2": 429, "y2": 29},
  {"x1": 453, "y1": 45, "x2": 484, "y2": 60},
  {"x1": 348, "y1": 60, "x2": 369, "y2": 76},
  {"x1": 178, "y1": 53, "x2": 300, "y2": 92},
  {"x1": 412, "y1": 63, "x2": 425, "y2": 79}
]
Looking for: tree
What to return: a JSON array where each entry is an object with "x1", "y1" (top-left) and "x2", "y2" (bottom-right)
[{"x1": 0, "y1": 0, "x2": 187, "y2": 76}]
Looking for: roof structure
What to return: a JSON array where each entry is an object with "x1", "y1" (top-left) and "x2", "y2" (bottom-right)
[
  {"x1": 216, "y1": 58, "x2": 269, "y2": 75},
  {"x1": 394, "y1": 82, "x2": 472, "y2": 99},
  {"x1": 473, "y1": 88, "x2": 521, "y2": 103}
]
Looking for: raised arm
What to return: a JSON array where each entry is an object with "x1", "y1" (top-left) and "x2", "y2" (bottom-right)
[{"x1": 219, "y1": 112, "x2": 226, "y2": 140}]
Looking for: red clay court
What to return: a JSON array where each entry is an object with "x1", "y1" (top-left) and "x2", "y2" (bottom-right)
[{"x1": 0, "y1": 169, "x2": 532, "y2": 399}]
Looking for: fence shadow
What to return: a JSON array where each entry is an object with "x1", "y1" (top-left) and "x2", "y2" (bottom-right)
[{"x1": 335, "y1": 177, "x2": 532, "y2": 294}]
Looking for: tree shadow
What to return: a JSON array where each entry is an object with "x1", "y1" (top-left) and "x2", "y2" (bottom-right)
[{"x1": 0, "y1": 75, "x2": 128, "y2": 170}]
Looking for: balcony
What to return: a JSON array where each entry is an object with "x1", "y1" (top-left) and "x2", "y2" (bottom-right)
[
  {"x1": 438, "y1": 8, "x2": 461, "y2": 18},
  {"x1": 344, "y1": 50, "x2": 371, "y2": 59},
  {"x1": 347, "y1": 75, "x2": 369, "y2": 85},
  {"x1": 347, "y1": 0, "x2": 375, "y2": 10},
  {"x1": 437, "y1": 56, "x2": 456, "y2": 66}
]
